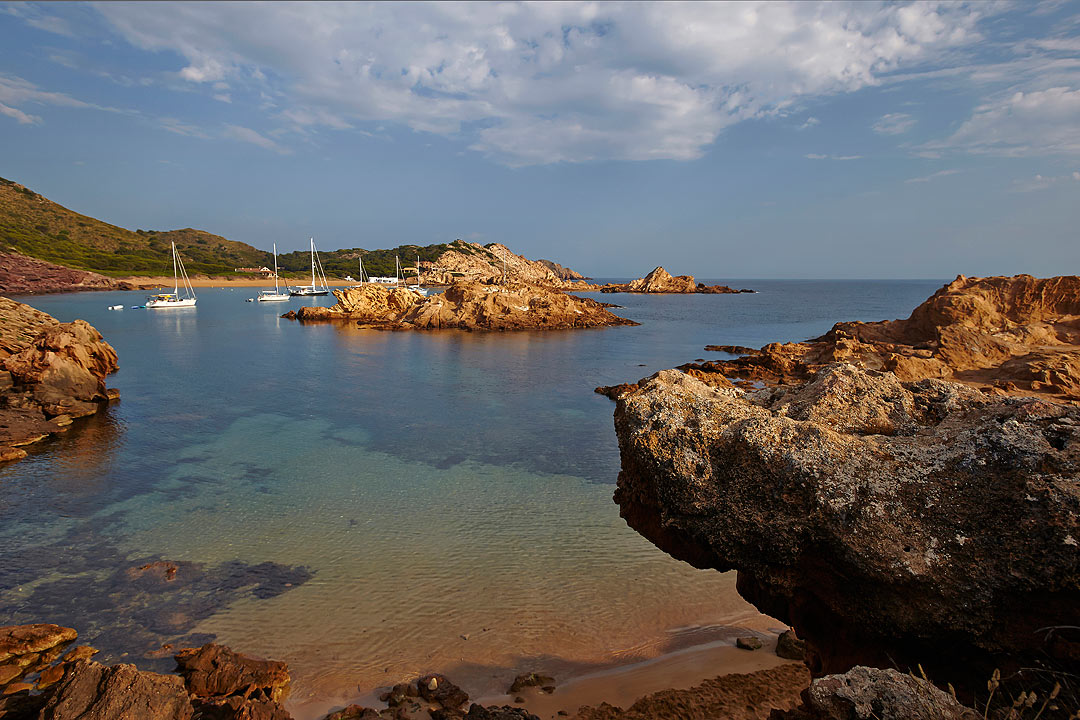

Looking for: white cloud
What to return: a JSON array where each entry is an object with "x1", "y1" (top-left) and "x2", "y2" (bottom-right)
[
  {"x1": 806, "y1": 153, "x2": 862, "y2": 160},
  {"x1": 222, "y1": 124, "x2": 291, "y2": 154},
  {"x1": 928, "y1": 87, "x2": 1080, "y2": 157},
  {"x1": 0, "y1": 102, "x2": 41, "y2": 125},
  {"x1": 872, "y1": 112, "x2": 916, "y2": 135},
  {"x1": 1011, "y1": 171, "x2": 1080, "y2": 192},
  {"x1": 799, "y1": 116, "x2": 820, "y2": 130},
  {"x1": 213, "y1": 93, "x2": 232, "y2": 103},
  {"x1": 93, "y1": 1, "x2": 989, "y2": 165},
  {"x1": 905, "y1": 168, "x2": 960, "y2": 183}
]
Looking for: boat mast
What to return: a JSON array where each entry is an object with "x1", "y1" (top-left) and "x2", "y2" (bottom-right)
[
  {"x1": 310, "y1": 238, "x2": 316, "y2": 289},
  {"x1": 273, "y1": 243, "x2": 280, "y2": 293},
  {"x1": 172, "y1": 242, "x2": 179, "y2": 295}
]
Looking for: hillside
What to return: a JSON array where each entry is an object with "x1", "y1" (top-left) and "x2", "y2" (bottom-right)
[
  {"x1": 0, "y1": 177, "x2": 587, "y2": 285},
  {"x1": 0, "y1": 177, "x2": 271, "y2": 276}
]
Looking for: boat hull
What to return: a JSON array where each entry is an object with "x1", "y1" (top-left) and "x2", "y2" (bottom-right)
[
  {"x1": 257, "y1": 293, "x2": 291, "y2": 302},
  {"x1": 146, "y1": 298, "x2": 197, "y2": 308}
]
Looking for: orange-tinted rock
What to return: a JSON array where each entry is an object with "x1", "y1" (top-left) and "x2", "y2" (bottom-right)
[
  {"x1": 0, "y1": 252, "x2": 133, "y2": 295},
  {"x1": 174, "y1": 644, "x2": 290, "y2": 703},
  {"x1": 0, "y1": 624, "x2": 77, "y2": 664},
  {"x1": 285, "y1": 281, "x2": 637, "y2": 331},
  {"x1": 599, "y1": 267, "x2": 749, "y2": 294},
  {"x1": 686, "y1": 275, "x2": 1080, "y2": 400}
]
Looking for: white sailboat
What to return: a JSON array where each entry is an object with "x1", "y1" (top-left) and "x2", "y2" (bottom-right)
[
  {"x1": 288, "y1": 238, "x2": 330, "y2": 296},
  {"x1": 257, "y1": 243, "x2": 290, "y2": 302},
  {"x1": 145, "y1": 242, "x2": 197, "y2": 308},
  {"x1": 411, "y1": 255, "x2": 429, "y2": 297}
]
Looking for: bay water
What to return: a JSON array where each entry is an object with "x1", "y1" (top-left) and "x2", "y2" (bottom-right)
[{"x1": 0, "y1": 280, "x2": 943, "y2": 715}]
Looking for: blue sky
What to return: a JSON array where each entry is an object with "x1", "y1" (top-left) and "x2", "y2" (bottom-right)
[{"x1": 1, "y1": 1, "x2": 1078, "y2": 278}]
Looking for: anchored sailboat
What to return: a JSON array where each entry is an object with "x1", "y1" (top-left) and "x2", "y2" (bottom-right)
[
  {"x1": 411, "y1": 255, "x2": 429, "y2": 297},
  {"x1": 257, "y1": 243, "x2": 290, "y2": 302},
  {"x1": 289, "y1": 238, "x2": 330, "y2": 296},
  {"x1": 145, "y1": 242, "x2": 197, "y2": 308}
]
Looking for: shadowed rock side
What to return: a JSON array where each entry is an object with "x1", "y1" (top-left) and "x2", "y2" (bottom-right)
[
  {"x1": 0, "y1": 253, "x2": 134, "y2": 295},
  {"x1": 283, "y1": 281, "x2": 638, "y2": 331},
  {"x1": 573, "y1": 663, "x2": 809, "y2": 720},
  {"x1": 598, "y1": 267, "x2": 754, "y2": 294},
  {"x1": 0, "y1": 297, "x2": 119, "y2": 462},
  {"x1": 612, "y1": 366, "x2": 1080, "y2": 695},
  {"x1": 687, "y1": 274, "x2": 1080, "y2": 400}
]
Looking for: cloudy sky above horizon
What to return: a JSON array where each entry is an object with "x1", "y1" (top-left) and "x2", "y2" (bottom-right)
[{"x1": 1, "y1": 1, "x2": 1078, "y2": 278}]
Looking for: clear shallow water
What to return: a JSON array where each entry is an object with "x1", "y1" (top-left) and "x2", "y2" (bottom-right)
[{"x1": 0, "y1": 280, "x2": 944, "y2": 715}]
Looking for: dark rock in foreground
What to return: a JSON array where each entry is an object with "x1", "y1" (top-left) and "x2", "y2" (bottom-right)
[
  {"x1": 40, "y1": 660, "x2": 194, "y2": 720},
  {"x1": 613, "y1": 365, "x2": 1079, "y2": 691}
]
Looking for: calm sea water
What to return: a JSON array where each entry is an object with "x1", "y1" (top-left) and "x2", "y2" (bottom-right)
[{"x1": 0, "y1": 279, "x2": 943, "y2": 716}]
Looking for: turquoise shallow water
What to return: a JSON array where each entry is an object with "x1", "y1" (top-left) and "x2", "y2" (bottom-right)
[{"x1": 0, "y1": 280, "x2": 944, "y2": 714}]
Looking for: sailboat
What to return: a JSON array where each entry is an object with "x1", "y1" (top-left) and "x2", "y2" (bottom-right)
[
  {"x1": 288, "y1": 238, "x2": 330, "y2": 296},
  {"x1": 257, "y1": 243, "x2": 290, "y2": 302},
  {"x1": 145, "y1": 242, "x2": 197, "y2": 308},
  {"x1": 411, "y1": 255, "x2": 429, "y2": 297}
]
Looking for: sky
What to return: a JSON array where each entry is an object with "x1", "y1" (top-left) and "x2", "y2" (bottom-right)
[{"x1": 1, "y1": 1, "x2": 1078, "y2": 279}]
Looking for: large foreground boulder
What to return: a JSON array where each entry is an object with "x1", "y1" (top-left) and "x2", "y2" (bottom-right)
[
  {"x1": 613, "y1": 365, "x2": 1080, "y2": 691},
  {"x1": 39, "y1": 660, "x2": 193, "y2": 720},
  {"x1": 174, "y1": 644, "x2": 292, "y2": 720}
]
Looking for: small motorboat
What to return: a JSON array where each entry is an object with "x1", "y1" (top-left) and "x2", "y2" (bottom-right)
[{"x1": 108, "y1": 305, "x2": 124, "y2": 310}]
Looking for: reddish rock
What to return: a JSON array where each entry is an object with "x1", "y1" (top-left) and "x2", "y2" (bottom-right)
[
  {"x1": 38, "y1": 660, "x2": 193, "y2": 720},
  {"x1": 0, "y1": 624, "x2": 77, "y2": 664},
  {"x1": 323, "y1": 705, "x2": 384, "y2": 720},
  {"x1": 0, "y1": 252, "x2": 133, "y2": 295},
  {"x1": 174, "y1": 644, "x2": 290, "y2": 703}
]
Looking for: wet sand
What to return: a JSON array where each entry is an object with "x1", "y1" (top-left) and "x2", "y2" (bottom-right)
[{"x1": 290, "y1": 624, "x2": 796, "y2": 720}]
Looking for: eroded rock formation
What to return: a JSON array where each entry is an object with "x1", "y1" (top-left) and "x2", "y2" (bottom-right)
[
  {"x1": 284, "y1": 281, "x2": 637, "y2": 331},
  {"x1": 613, "y1": 364, "x2": 1079, "y2": 693},
  {"x1": 599, "y1": 267, "x2": 753, "y2": 295},
  {"x1": 690, "y1": 274, "x2": 1080, "y2": 400},
  {"x1": 0, "y1": 297, "x2": 119, "y2": 462}
]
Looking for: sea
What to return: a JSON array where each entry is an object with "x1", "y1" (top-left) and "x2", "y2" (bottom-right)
[{"x1": 0, "y1": 279, "x2": 944, "y2": 716}]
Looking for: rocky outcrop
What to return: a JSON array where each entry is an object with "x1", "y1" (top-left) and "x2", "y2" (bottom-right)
[
  {"x1": 688, "y1": 274, "x2": 1080, "y2": 400},
  {"x1": 174, "y1": 644, "x2": 291, "y2": 720},
  {"x1": 774, "y1": 666, "x2": 979, "y2": 720},
  {"x1": 599, "y1": 267, "x2": 753, "y2": 295},
  {"x1": 0, "y1": 253, "x2": 133, "y2": 295},
  {"x1": 574, "y1": 663, "x2": 809, "y2": 720},
  {"x1": 40, "y1": 660, "x2": 194, "y2": 720},
  {"x1": 538, "y1": 259, "x2": 586, "y2": 281},
  {"x1": 284, "y1": 281, "x2": 637, "y2": 331},
  {"x1": 612, "y1": 365, "x2": 1080, "y2": 695},
  {"x1": 0, "y1": 298, "x2": 119, "y2": 462}
]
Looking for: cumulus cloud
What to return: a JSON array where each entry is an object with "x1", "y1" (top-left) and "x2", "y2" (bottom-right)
[
  {"x1": 222, "y1": 124, "x2": 291, "y2": 154},
  {"x1": 93, "y1": 1, "x2": 989, "y2": 165},
  {"x1": 930, "y1": 87, "x2": 1080, "y2": 156},
  {"x1": 873, "y1": 112, "x2": 916, "y2": 135}
]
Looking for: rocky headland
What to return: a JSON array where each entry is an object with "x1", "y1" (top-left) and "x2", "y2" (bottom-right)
[
  {"x1": 597, "y1": 267, "x2": 754, "y2": 295},
  {"x1": 603, "y1": 274, "x2": 1080, "y2": 716},
  {"x1": 283, "y1": 280, "x2": 637, "y2": 331},
  {"x1": 686, "y1": 274, "x2": 1080, "y2": 400},
  {"x1": 0, "y1": 253, "x2": 134, "y2": 295},
  {"x1": 0, "y1": 297, "x2": 119, "y2": 463}
]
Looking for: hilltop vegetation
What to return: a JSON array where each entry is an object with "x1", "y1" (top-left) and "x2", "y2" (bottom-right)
[
  {"x1": 0, "y1": 177, "x2": 272, "y2": 276},
  {"x1": 278, "y1": 239, "x2": 499, "y2": 278},
  {"x1": 0, "y1": 177, "x2": 500, "y2": 279}
]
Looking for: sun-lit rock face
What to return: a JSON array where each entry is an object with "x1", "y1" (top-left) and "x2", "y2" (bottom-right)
[
  {"x1": 612, "y1": 365, "x2": 1079, "y2": 690},
  {"x1": 685, "y1": 274, "x2": 1080, "y2": 400},
  {"x1": 287, "y1": 279, "x2": 638, "y2": 331}
]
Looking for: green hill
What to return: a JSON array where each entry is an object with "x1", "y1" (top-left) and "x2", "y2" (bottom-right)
[
  {"x1": 0, "y1": 177, "x2": 274, "y2": 276},
  {"x1": 0, "y1": 176, "x2": 492, "y2": 279}
]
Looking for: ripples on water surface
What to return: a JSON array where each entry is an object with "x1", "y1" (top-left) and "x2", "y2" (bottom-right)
[{"x1": 0, "y1": 280, "x2": 943, "y2": 716}]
